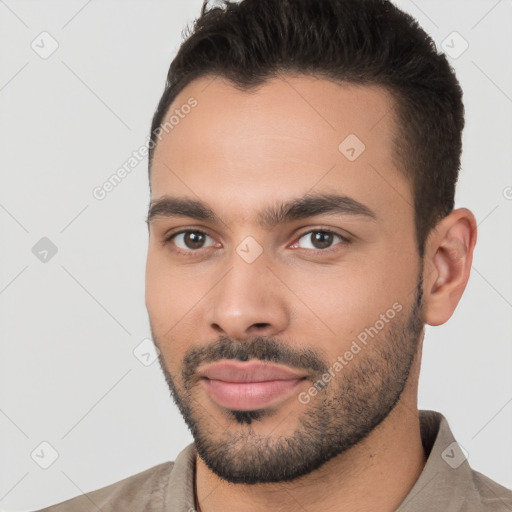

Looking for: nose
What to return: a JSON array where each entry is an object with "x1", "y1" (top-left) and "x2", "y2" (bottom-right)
[{"x1": 206, "y1": 252, "x2": 290, "y2": 341}]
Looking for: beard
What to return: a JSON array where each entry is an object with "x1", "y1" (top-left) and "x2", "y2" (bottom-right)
[{"x1": 151, "y1": 271, "x2": 425, "y2": 485}]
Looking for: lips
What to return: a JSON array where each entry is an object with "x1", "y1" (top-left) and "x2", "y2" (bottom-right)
[
  {"x1": 198, "y1": 360, "x2": 308, "y2": 411},
  {"x1": 199, "y1": 360, "x2": 307, "y2": 382}
]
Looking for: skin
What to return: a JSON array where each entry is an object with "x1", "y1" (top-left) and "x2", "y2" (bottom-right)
[{"x1": 145, "y1": 74, "x2": 477, "y2": 512}]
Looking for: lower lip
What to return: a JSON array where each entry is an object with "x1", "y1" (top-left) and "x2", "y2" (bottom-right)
[{"x1": 202, "y1": 378, "x2": 305, "y2": 410}]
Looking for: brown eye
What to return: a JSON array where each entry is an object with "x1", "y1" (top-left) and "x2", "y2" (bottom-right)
[
  {"x1": 311, "y1": 231, "x2": 334, "y2": 249},
  {"x1": 183, "y1": 231, "x2": 207, "y2": 249},
  {"x1": 295, "y1": 230, "x2": 346, "y2": 251},
  {"x1": 167, "y1": 230, "x2": 216, "y2": 252}
]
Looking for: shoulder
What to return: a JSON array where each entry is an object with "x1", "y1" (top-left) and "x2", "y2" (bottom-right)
[
  {"x1": 400, "y1": 410, "x2": 512, "y2": 512},
  {"x1": 466, "y1": 468, "x2": 512, "y2": 511},
  {"x1": 34, "y1": 461, "x2": 174, "y2": 512}
]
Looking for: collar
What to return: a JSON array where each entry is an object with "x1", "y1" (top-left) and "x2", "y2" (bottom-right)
[{"x1": 164, "y1": 410, "x2": 483, "y2": 512}]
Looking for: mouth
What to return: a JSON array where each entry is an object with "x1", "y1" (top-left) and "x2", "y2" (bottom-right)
[{"x1": 198, "y1": 360, "x2": 308, "y2": 411}]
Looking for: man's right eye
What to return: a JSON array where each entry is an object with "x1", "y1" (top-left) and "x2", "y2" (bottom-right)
[{"x1": 164, "y1": 229, "x2": 218, "y2": 254}]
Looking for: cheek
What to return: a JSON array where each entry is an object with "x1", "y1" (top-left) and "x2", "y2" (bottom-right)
[
  {"x1": 145, "y1": 253, "x2": 166, "y2": 314},
  {"x1": 145, "y1": 249, "x2": 208, "y2": 370},
  {"x1": 287, "y1": 254, "x2": 413, "y2": 346},
  {"x1": 145, "y1": 248, "x2": 183, "y2": 335}
]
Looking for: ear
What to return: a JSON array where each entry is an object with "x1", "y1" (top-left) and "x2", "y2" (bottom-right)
[{"x1": 422, "y1": 208, "x2": 477, "y2": 326}]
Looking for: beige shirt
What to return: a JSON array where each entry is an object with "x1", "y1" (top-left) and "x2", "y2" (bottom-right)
[{"x1": 37, "y1": 410, "x2": 512, "y2": 511}]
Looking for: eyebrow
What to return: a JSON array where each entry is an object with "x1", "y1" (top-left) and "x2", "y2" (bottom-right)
[{"x1": 146, "y1": 192, "x2": 377, "y2": 228}]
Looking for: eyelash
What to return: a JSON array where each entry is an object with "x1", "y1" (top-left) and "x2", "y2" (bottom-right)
[{"x1": 163, "y1": 228, "x2": 351, "y2": 257}]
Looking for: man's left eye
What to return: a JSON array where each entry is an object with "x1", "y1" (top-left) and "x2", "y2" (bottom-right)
[{"x1": 292, "y1": 230, "x2": 349, "y2": 251}]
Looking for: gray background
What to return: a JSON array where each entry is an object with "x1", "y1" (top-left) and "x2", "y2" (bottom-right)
[{"x1": 0, "y1": 0, "x2": 511, "y2": 510}]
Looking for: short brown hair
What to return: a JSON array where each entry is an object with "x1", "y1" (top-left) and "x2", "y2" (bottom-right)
[{"x1": 149, "y1": 0, "x2": 465, "y2": 257}]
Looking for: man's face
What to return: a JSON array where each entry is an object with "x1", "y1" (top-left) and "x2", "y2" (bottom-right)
[{"x1": 145, "y1": 75, "x2": 425, "y2": 484}]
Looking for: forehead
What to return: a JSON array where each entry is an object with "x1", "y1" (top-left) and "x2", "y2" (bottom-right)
[{"x1": 150, "y1": 74, "x2": 412, "y2": 226}]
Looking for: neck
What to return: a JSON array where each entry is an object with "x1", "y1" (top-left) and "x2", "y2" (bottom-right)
[{"x1": 194, "y1": 398, "x2": 427, "y2": 512}]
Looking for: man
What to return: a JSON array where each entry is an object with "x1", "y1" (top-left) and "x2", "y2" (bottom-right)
[{"x1": 38, "y1": 0, "x2": 512, "y2": 510}]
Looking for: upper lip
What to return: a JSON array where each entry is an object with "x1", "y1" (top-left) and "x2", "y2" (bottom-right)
[{"x1": 198, "y1": 360, "x2": 308, "y2": 382}]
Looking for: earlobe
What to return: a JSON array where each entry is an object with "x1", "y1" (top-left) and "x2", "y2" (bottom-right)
[{"x1": 422, "y1": 208, "x2": 477, "y2": 326}]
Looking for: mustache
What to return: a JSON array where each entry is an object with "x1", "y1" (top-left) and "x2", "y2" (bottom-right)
[{"x1": 181, "y1": 335, "x2": 329, "y2": 386}]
